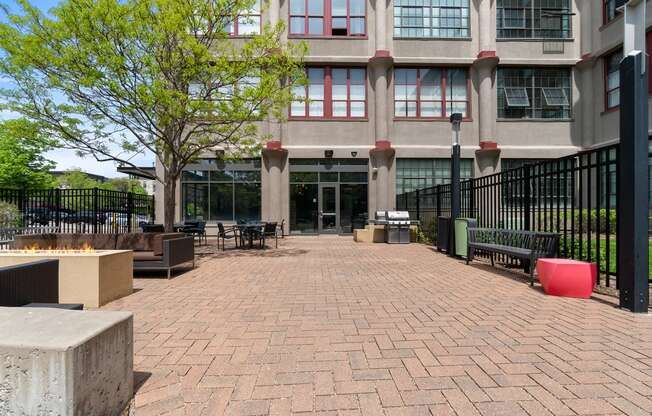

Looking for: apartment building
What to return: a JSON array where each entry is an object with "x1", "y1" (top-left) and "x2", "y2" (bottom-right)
[{"x1": 157, "y1": 0, "x2": 652, "y2": 234}]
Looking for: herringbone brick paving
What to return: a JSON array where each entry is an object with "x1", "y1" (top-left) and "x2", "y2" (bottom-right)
[{"x1": 103, "y1": 236, "x2": 652, "y2": 415}]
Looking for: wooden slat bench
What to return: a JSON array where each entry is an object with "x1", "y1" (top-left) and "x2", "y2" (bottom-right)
[{"x1": 466, "y1": 228, "x2": 559, "y2": 286}]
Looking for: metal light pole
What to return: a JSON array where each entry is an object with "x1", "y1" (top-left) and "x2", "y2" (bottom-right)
[
  {"x1": 449, "y1": 113, "x2": 462, "y2": 256},
  {"x1": 618, "y1": 0, "x2": 648, "y2": 312}
]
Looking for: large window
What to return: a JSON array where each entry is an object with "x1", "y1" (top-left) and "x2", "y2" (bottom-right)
[
  {"x1": 291, "y1": 67, "x2": 366, "y2": 118},
  {"x1": 226, "y1": 0, "x2": 261, "y2": 35},
  {"x1": 181, "y1": 160, "x2": 261, "y2": 222},
  {"x1": 394, "y1": 68, "x2": 469, "y2": 118},
  {"x1": 393, "y1": 0, "x2": 470, "y2": 39},
  {"x1": 396, "y1": 158, "x2": 473, "y2": 195},
  {"x1": 603, "y1": 0, "x2": 626, "y2": 24},
  {"x1": 289, "y1": 0, "x2": 365, "y2": 36},
  {"x1": 497, "y1": 67, "x2": 571, "y2": 119},
  {"x1": 604, "y1": 50, "x2": 622, "y2": 110},
  {"x1": 497, "y1": 0, "x2": 572, "y2": 39}
]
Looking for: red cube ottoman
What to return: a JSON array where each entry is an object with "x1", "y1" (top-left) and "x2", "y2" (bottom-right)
[{"x1": 536, "y1": 259, "x2": 597, "y2": 299}]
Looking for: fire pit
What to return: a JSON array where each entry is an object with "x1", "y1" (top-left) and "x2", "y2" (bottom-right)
[{"x1": 0, "y1": 245, "x2": 133, "y2": 308}]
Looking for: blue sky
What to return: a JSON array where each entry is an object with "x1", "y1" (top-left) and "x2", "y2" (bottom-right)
[{"x1": 1, "y1": 0, "x2": 155, "y2": 178}]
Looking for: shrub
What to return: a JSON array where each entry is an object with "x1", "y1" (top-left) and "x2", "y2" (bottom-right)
[
  {"x1": 0, "y1": 201, "x2": 21, "y2": 227},
  {"x1": 535, "y1": 209, "x2": 616, "y2": 234}
]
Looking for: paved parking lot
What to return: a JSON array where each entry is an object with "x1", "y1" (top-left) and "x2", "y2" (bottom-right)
[{"x1": 104, "y1": 236, "x2": 652, "y2": 415}]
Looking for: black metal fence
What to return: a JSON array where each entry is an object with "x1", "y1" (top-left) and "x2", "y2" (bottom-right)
[
  {"x1": 0, "y1": 188, "x2": 155, "y2": 237},
  {"x1": 396, "y1": 142, "x2": 639, "y2": 287}
]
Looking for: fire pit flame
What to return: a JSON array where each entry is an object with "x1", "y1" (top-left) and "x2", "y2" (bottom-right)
[{"x1": 5, "y1": 243, "x2": 96, "y2": 254}]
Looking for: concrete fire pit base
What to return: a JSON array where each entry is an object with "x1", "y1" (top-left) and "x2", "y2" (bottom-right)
[
  {"x1": 0, "y1": 307, "x2": 133, "y2": 416},
  {"x1": 0, "y1": 250, "x2": 133, "y2": 308}
]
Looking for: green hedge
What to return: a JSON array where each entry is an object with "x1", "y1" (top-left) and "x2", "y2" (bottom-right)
[
  {"x1": 535, "y1": 209, "x2": 616, "y2": 234},
  {"x1": 559, "y1": 236, "x2": 652, "y2": 278}
]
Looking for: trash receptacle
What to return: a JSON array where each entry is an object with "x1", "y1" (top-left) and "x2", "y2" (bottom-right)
[
  {"x1": 436, "y1": 216, "x2": 451, "y2": 252},
  {"x1": 454, "y1": 218, "x2": 477, "y2": 257}
]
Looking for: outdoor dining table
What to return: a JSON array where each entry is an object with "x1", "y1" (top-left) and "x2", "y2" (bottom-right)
[{"x1": 235, "y1": 222, "x2": 265, "y2": 249}]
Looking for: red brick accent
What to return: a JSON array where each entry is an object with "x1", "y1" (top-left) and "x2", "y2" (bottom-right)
[
  {"x1": 369, "y1": 50, "x2": 394, "y2": 64},
  {"x1": 374, "y1": 140, "x2": 392, "y2": 151},
  {"x1": 479, "y1": 141, "x2": 498, "y2": 150},
  {"x1": 476, "y1": 50, "x2": 497, "y2": 59},
  {"x1": 265, "y1": 140, "x2": 283, "y2": 150}
]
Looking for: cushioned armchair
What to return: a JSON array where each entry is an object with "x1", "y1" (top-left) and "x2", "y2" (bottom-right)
[{"x1": 114, "y1": 233, "x2": 194, "y2": 279}]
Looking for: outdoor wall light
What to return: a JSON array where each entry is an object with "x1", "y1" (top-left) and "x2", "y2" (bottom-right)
[
  {"x1": 324, "y1": 150, "x2": 334, "y2": 158},
  {"x1": 351, "y1": 151, "x2": 358, "y2": 157}
]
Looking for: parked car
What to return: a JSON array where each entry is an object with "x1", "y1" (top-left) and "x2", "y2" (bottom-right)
[
  {"x1": 65, "y1": 211, "x2": 106, "y2": 225},
  {"x1": 24, "y1": 208, "x2": 51, "y2": 226}
]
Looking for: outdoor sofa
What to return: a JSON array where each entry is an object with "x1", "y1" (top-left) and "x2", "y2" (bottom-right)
[
  {"x1": 0, "y1": 259, "x2": 59, "y2": 306},
  {"x1": 14, "y1": 232, "x2": 195, "y2": 278}
]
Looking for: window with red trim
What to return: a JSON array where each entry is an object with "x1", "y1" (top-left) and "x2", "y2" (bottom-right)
[
  {"x1": 604, "y1": 50, "x2": 622, "y2": 110},
  {"x1": 394, "y1": 68, "x2": 469, "y2": 118},
  {"x1": 290, "y1": 67, "x2": 367, "y2": 118},
  {"x1": 226, "y1": 0, "x2": 261, "y2": 35},
  {"x1": 289, "y1": 0, "x2": 365, "y2": 36}
]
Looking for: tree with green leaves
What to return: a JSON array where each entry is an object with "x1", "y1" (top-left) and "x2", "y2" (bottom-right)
[
  {"x1": 102, "y1": 178, "x2": 148, "y2": 195},
  {"x1": 56, "y1": 169, "x2": 101, "y2": 189},
  {"x1": 0, "y1": 0, "x2": 305, "y2": 230},
  {"x1": 0, "y1": 118, "x2": 56, "y2": 189}
]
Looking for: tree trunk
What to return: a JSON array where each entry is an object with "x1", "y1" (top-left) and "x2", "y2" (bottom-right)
[{"x1": 163, "y1": 175, "x2": 177, "y2": 233}]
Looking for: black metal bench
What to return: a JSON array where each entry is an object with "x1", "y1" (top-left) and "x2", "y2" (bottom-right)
[{"x1": 466, "y1": 228, "x2": 559, "y2": 286}]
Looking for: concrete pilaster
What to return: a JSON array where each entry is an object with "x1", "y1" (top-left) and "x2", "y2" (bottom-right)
[
  {"x1": 374, "y1": 0, "x2": 387, "y2": 51},
  {"x1": 262, "y1": 147, "x2": 288, "y2": 223},
  {"x1": 370, "y1": 148, "x2": 395, "y2": 212},
  {"x1": 478, "y1": 0, "x2": 494, "y2": 52},
  {"x1": 477, "y1": 63, "x2": 496, "y2": 144},
  {"x1": 475, "y1": 147, "x2": 501, "y2": 177}
]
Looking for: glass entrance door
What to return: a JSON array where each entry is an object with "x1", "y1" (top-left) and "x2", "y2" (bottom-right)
[{"x1": 319, "y1": 184, "x2": 338, "y2": 233}]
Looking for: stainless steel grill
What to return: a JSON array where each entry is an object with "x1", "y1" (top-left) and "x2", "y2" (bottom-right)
[
  {"x1": 372, "y1": 210, "x2": 387, "y2": 225},
  {"x1": 384, "y1": 211, "x2": 411, "y2": 244}
]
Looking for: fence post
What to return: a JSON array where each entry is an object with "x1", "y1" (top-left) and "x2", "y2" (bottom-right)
[
  {"x1": 92, "y1": 188, "x2": 98, "y2": 234},
  {"x1": 618, "y1": 50, "x2": 649, "y2": 312},
  {"x1": 415, "y1": 189, "x2": 420, "y2": 222},
  {"x1": 127, "y1": 192, "x2": 134, "y2": 233},
  {"x1": 469, "y1": 181, "x2": 475, "y2": 219},
  {"x1": 524, "y1": 165, "x2": 531, "y2": 231},
  {"x1": 55, "y1": 188, "x2": 61, "y2": 230},
  {"x1": 436, "y1": 185, "x2": 441, "y2": 218}
]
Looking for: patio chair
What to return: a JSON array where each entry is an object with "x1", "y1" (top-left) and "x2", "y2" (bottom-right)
[
  {"x1": 141, "y1": 223, "x2": 164, "y2": 233},
  {"x1": 260, "y1": 222, "x2": 279, "y2": 248},
  {"x1": 183, "y1": 220, "x2": 207, "y2": 245},
  {"x1": 277, "y1": 219, "x2": 285, "y2": 238},
  {"x1": 217, "y1": 222, "x2": 240, "y2": 251}
]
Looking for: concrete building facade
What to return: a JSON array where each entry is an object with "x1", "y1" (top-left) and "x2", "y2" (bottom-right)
[{"x1": 156, "y1": 0, "x2": 652, "y2": 235}]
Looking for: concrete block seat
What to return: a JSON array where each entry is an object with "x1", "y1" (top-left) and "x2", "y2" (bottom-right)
[
  {"x1": 15, "y1": 232, "x2": 195, "y2": 279},
  {"x1": 536, "y1": 258, "x2": 597, "y2": 299},
  {"x1": 0, "y1": 307, "x2": 133, "y2": 416}
]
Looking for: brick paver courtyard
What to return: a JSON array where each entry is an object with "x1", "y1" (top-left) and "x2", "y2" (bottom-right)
[{"x1": 104, "y1": 236, "x2": 652, "y2": 416}]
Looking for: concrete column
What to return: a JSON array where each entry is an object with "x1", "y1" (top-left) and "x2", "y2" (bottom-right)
[
  {"x1": 375, "y1": 0, "x2": 386, "y2": 51},
  {"x1": 478, "y1": 0, "x2": 494, "y2": 52},
  {"x1": 269, "y1": 0, "x2": 280, "y2": 26},
  {"x1": 475, "y1": 147, "x2": 500, "y2": 177},
  {"x1": 261, "y1": 146, "x2": 288, "y2": 223},
  {"x1": 578, "y1": 63, "x2": 594, "y2": 148},
  {"x1": 374, "y1": 64, "x2": 389, "y2": 141},
  {"x1": 370, "y1": 147, "x2": 395, "y2": 211},
  {"x1": 477, "y1": 64, "x2": 495, "y2": 144}
]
